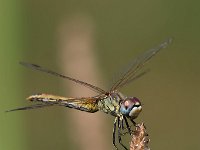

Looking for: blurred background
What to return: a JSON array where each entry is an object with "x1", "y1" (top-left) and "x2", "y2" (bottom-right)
[{"x1": 1, "y1": 0, "x2": 200, "y2": 150}]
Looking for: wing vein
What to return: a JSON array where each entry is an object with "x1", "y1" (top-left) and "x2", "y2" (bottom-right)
[
  {"x1": 110, "y1": 38, "x2": 172, "y2": 91},
  {"x1": 20, "y1": 62, "x2": 106, "y2": 94}
]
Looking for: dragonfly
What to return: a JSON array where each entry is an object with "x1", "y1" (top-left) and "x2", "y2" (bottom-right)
[{"x1": 7, "y1": 38, "x2": 172, "y2": 150}]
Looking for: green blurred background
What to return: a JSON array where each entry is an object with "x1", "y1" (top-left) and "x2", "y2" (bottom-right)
[{"x1": 1, "y1": 0, "x2": 200, "y2": 150}]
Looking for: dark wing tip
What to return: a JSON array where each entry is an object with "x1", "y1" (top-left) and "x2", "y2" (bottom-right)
[
  {"x1": 19, "y1": 61, "x2": 40, "y2": 68},
  {"x1": 5, "y1": 107, "x2": 27, "y2": 112},
  {"x1": 5, "y1": 104, "x2": 53, "y2": 112},
  {"x1": 5, "y1": 106, "x2": 35, "y2": 112}
]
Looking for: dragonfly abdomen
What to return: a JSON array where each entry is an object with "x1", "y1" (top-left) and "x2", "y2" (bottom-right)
[
  {"x1": 27, "y1": 93, "x2": 99, "y2": 113},
  {"x1": 27, "y1": 93, "x2": 69, "y2": 103}
]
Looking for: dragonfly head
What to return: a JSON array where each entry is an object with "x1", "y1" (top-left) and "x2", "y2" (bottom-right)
[{"x1": 120, "y1": 97, "x2": 142, "y2": 119}]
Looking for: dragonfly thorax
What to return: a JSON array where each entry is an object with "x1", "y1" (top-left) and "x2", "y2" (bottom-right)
[
  {"x1": 97, "y1": 92, "x2": 123, "y2": 117},
  {"x1": 120, "y1": 97, "x2": 142, "y2": 119}
]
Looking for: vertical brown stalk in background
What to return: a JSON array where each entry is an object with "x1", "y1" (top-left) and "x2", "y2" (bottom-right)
[{"x1": 58, "y1": 15, "x2": 110, "y2": 150}]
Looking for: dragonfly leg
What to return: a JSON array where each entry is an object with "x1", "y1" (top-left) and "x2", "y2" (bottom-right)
[
  {"x1": 112, "y1": 117, "x2": 118, "y2": 150},
  {"x1": 118, "y1": 118, "x2": 128, "y2": 150},
  {"x1": 124, "y1": 117, "x2": 132, "y2": 135},
  {"x1": 121, "y1": 118, "x2": 125, "y2": 130},
  {"x1": 130, "y1": 119, "x2": 136, "y2": 126}
]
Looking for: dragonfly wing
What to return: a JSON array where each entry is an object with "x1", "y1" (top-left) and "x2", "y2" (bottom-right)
[
  {"x1": 20, "y1": 62, "x2": 106, "y2": 94},
  {"x1": 116, "y1": 69, "x2": 150, "y2": 89},
  {"x1": 110, "y1": 38, "x2": 172, "y2": 91},
  {"x1": 6, "y1": 103, "x2": 54, "y2": 112}
]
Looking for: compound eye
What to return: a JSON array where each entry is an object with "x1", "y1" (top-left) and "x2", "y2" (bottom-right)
[
  {"x1": 132, "y1": 97, "x2": 141, "y2": 107},
  {"x1": 124, "y1": 100, "x2": 130, "y2": 108},
  {"x1": 120, "y1": 98, "x2": 134, "y2": 116},
  {"x1": 120, "y1": 97, "x2": 142, "y2": 118}
]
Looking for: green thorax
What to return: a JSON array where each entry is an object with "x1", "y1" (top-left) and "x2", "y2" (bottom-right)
[{"x1": 97, "y1": 92, "x2": 126, "y2": 117}]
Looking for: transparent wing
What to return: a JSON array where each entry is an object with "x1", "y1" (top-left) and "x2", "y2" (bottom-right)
[
  {"x1": 110, "y1": 38, "x2": 172, "y2": 91},
  {"x1": 115, "y1": 69, "x2": 150, "y2": 90},
  {"x1": 20, "y1": 62, "x2": 106, "y2": 94},
  {"x1": 6, "y1": 103, "x2": 54, "y2": 112},
  {"x1": 6, "y1": 93, "x2": 100, "y2": 113}
]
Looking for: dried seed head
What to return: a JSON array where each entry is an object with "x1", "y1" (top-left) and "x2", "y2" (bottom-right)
[{"x1": 130, "y1": 123, "x2": 150, "y2": 150}]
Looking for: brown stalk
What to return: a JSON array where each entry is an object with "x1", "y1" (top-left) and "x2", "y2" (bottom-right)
[{"x1": 130, "y1": 123, "x2": 150, "y2": 150}]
